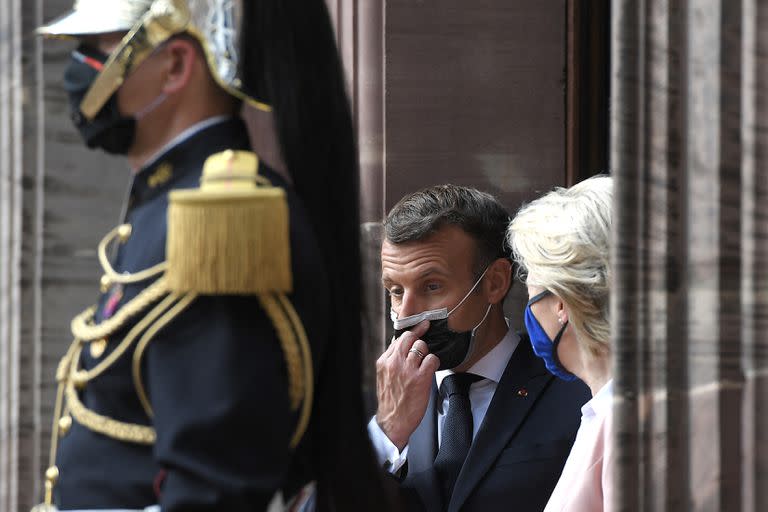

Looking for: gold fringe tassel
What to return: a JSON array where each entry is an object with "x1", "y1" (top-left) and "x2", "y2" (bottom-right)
[
  {"x1": 167, "y1": 191, "x2": 292, "y2": 294},
  {"x1": 166, "y1": 150, "x2": 292, "y2": 295}
]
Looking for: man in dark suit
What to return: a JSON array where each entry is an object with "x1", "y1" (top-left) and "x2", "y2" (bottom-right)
[{"x1": 369, "y1": 185, "x2": 590, "y2": 512}]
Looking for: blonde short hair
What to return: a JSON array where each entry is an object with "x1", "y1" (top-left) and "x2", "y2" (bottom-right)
[{"x1": 507, "y1": 175, "x2": 613, "y2": 357}]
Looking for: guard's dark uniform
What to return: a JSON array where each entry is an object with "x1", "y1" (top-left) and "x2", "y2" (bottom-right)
[
  {"x1": 36, "y1": 1, "x2": 389, "y2": 511},
  {"x1": 53, "y1": 118, "x2": 328, "y2": 510}
]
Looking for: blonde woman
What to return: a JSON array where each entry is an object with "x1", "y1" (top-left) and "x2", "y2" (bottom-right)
[{"x1": 507, "y1": 175, "x2": 613, "y2": 512}]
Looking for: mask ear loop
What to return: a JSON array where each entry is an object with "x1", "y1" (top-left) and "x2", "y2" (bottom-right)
[
  {"x1": 459, "y1": 302, "x2": 494, "y2": 368},
  {"x1": 551, "y1": 320, "x2": 574, "y2": 376},
  {"x1": 526, "y1": 289, "x2": 573, "y2": 374},
  {"x1": 471, "y1": 303, "x2": 493, "y2": 333},
  {"x1": 448, "y1": 267, "x2": 493, "y2": 368},
  {"x1": 132, "y1": 34, "x2": 195, "y2": 122},
  {"x1": 134, "y1": 92, "x2": 168, "y2": 120},
  {"x1": 448, "y1": 266, "x2": 491, "y2": 316},
  {"x1": 127, "y1": 38, "x2": 176, "y2": 122}
]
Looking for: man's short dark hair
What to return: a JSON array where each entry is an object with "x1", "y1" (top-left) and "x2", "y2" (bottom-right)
[{"x1": 384, "y1": 184, "x2": 512, "y2": 275}]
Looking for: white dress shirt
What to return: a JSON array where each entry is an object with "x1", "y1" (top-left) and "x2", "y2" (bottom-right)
[{"x1": 368, "y1": 328, "x2": 520, "y2": 473}]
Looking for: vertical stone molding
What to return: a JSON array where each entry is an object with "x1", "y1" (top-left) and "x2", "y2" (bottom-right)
[
  {"x1": 326, "y1": 0, "x2": 387, "y2": 407},
  {"x1": 612, "y1": 1, "x2": 766, "y2": 510},
  {"x1": 742, "y1": 2, "x2": 768, "y2": 510},
  {"x1": 0, "y1": 0, "x2": 23, "y2": 510},
  {"x1": 1, "y1": 1, "x2": 46, "y2": 511},
  {"x1": 1, "y1": 2, "x2": 128, "y2": 509}
]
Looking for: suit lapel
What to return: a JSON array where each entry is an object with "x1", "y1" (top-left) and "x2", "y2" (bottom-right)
[
  {"x1": 404, "y1": 380, "x2": 442, "y2": 511},
  {"x1": 447, "y1": 337, "x2": 554, "y2": 512}
]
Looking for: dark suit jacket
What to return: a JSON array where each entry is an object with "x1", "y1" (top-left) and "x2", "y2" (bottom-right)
[{"x1": 400, "y1": 335, "x2": 590, "y2": 512}]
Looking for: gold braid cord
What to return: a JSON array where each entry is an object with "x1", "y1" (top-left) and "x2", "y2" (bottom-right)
[
  {"x1": 54, "y1": 277, "x2": 171, "y2": 450},
  {"x1": 258, "y1": 293, "x2": 304, "y2": 410},
  {"x1": 71, "y1": 277, "x2": 170, "y2": 342},
  {"x1": 98, "y1": 224, "x2": 168, "y2": 286},
  {"x1": 257, "y1": 292, "x2": 314, "y2": 448},
  {"x1": 276, "y1": 293, "x2": 314, "y2": 449},
  {"x1": 129, "y1": 291, "x2": 312, "y2": 447},
  {"x1": 65, "y1": 283, "x2": 313, "y2": 448},
  {"x1": 72, "y1": 291, "x2": 180, "y2": 388},
  {"x1": 132, "y1": 292, "x2": 198, "y2": 418},
  {"x1": 36, "y1": 340, "x2": 80, "y2": 508},
  {"x1": 66, "y1": 378, "x2": 157, "y2": 445},
  {"x1": 63, "y1": 291, "x2": 197, "y2": 443}
]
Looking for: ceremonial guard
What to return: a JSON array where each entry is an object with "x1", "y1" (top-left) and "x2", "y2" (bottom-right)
[{"x1": 34, "y1": 1, "x2": 390, "y2": 511}]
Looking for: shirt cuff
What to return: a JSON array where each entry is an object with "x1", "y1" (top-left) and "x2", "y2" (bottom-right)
[{"x1": 367, "y1": 416, "x2": 409, "y2": 474}]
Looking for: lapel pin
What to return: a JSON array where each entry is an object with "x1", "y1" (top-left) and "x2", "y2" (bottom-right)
[{"x1": 517, "y1": 388, "x2": 528, "y2": 397}]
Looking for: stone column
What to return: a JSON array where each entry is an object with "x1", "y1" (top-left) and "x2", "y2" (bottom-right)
[
  {"x1": 1, "y1": 1, "x2": 129, "y2": 509},
  {"x1": 1, "y1": 1, "x2": 46, "y2": 510},
  {"x1": 741, "y1": 2, "x2": 768, "y2": 510},
  {"x1": 611, "y1": 1, "x2": 767, "y2": 510}
]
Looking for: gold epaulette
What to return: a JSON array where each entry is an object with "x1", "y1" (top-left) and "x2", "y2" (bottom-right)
[
  {"x1": 163, "y1": 150, "x2": 310, "y2": 421},
  {"x1": 166, "y1": 149, "x2": 292, "y2": 295}
]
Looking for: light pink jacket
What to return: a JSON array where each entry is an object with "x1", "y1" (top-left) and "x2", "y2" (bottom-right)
[{"x1": 543, "y1": 381, "x2": 614, "y2": 512}]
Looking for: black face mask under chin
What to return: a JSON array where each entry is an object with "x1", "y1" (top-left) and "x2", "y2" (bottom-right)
[
  {"x1": 394, "y1": 307, "x2": 491, "y2": 370},
  {"x1": 63, "y1": 44, "x2": 136, "y2": 155},
  {"x1": 391, "y1": 266, "x2": 493, "y2": 370}
]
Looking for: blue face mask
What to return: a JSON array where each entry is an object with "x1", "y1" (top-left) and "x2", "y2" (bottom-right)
[{"x1": 524, "y1": 290, "x2": 578, "y2": 381}]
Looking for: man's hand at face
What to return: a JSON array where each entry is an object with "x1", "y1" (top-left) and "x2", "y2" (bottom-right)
[{"x1": 375, "y1": 320, "x2": 441, "y2": 451}]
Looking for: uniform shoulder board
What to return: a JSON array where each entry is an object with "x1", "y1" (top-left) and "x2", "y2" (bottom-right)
[{"x1": 167, "y1": 150, "x2": 292, "y2": 295}]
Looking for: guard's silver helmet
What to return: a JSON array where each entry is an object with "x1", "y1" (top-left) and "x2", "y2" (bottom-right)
[
  {"x1": 38, "y1": 0, "x2": 270, "y2": 119},
  {"x1": 38, "y1": 0, "x2": 154, "y2": 35}
]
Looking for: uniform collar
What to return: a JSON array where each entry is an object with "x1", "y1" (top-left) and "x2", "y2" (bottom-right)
[
  {"x1": 435, "y1": 326, "x2": 520, "y2": 391},
  {"x1": 138, "y1": 116, "x2": 232, "y2": 173},
  {"x1": 128, "y1": 117, "x2": 250, "y2": 208}
]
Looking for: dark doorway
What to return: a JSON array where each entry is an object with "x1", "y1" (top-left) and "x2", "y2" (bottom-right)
[{"x1": 567, "y1": 0, "x2": 611, "y2": 184}]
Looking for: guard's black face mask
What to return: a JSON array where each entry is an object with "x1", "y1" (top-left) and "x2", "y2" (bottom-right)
[{"x1": 63, "y1": 44, "x2": 135, "y2": 155}]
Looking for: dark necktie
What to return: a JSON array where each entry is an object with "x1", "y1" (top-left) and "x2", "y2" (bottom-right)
[{"x1": 434, "y1": 372, "x2": 483, "y2": 503}]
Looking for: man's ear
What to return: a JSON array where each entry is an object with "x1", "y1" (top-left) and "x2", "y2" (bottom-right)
[
  {"x1": 160, "y1": 38, "x2": 198, "y2": 94},
  {"x1": 485, "y1": 258, "x2": 513, "y2": 304}
]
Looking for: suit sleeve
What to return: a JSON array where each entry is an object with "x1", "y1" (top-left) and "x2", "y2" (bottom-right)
[{"x1": 146, "y1": 294, "x2": 293, "y2": 512}]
